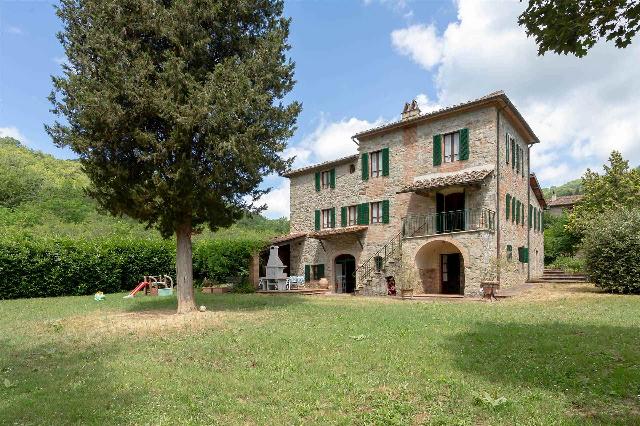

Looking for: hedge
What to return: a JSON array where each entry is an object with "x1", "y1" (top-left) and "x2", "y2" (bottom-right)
[
  {"x1": 0, "y1": 236, "x2": 268, "y2": 300},
  {"x1": 582, "y1": 208, "x2": 640, "y2": 294}
]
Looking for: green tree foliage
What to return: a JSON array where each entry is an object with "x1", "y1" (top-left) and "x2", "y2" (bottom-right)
[
  {"x1": 582, "y1": 208, "x2": 640, "y2": 293},
  {"x1": 543, "y1": 211, "x2": 580, "y2": 264},
  {"x1": 518, "y1": 0, "x2": 640, "y2": 57},
  {"x1": 567, "y1": 151, "x2": 640, "y2": 238},
  {"x1": 542, "y1": 178, "x2": 583, "y2": 199},
  {"x1": 48, "y1": 0, "x2": 300, "y2": 312}
]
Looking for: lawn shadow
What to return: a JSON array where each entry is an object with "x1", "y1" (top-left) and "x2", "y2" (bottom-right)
[
  {"x1": 123, "y1": 291, "x2": 308, "y2": 314},
  {"x1": 0, "y1": 338, "x2": 145, "y2": 424},
  {"x1": 443, "y1": 321, "x2": 640, "y2": 424}
]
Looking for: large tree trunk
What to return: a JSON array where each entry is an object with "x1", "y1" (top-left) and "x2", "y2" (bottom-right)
[{"x1": 176, "y1": 222, "x2": 197, "y2": 314}]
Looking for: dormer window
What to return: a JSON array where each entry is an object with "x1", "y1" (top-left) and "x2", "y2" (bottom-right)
[{"x1": 443, "y1": 131, "x2": 460, "y2": 163}]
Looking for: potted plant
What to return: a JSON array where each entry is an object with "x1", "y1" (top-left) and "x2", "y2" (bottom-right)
[{"x1": 397, "y1": 257, "x2": 418, "y2": 299}]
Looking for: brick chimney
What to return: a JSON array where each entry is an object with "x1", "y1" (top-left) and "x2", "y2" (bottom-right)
[{"x1": 401, "y1": 99, "x2": 421, "y2": 120}]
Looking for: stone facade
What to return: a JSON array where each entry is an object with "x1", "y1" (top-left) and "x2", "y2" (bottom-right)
[{"x1": 282, "y1": 92, "x2": 545, "y2": 297}]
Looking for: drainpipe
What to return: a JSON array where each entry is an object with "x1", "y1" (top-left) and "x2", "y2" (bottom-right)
[
  {"x1": 495, "y1": 107, "x2": 503, "y2": 283},
  {"x1": 527, "y1": 145, "x2": 531, "y2": 282}
]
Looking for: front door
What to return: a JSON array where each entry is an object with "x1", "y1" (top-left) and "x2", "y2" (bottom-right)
[
  {"x1": 441, "y1": 253, "x2": 461, "y2": 294},
  {"x1": 335, "y1": 255, "x2": 356, "y2": 293}
]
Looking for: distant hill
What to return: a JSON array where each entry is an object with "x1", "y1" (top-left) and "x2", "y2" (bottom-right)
[
  {"x1": 0, "y1": 137, "x2": 288, "y2": 240},
  {"x1": 542, "y1": 177, "x2": 583, "y2": 200}
]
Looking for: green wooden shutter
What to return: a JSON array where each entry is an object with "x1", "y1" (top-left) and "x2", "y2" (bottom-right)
[
  {"x1": 511, "y1": 139, "x2": 516, "y2": 168},
  {"x1": 516, "y1": 148, "x2": 520, "y2": 174},
  {"x1": 317, "y1": 264, "x2": 325, "y2": 279},
  {"x1": 341, "y1": 206, "x2": 347, "y2": 227},
  {"x1": 361, "y1": 153, "x2": 369, "y2": 181},
  {"x1": 521, "y1": 148, "x2": 525, "y2": 177},
  {"x1": 512, "y1": 198, "x2": 516, "y2": 222},
  {"x1": 314, "y1": 210, "x2": 320, "y2": 231},
  {"x1": 304, "y1": 265, "x2": 310, "y2": 281},
  {"x1": 505, "y1": 193, "x2": 511, "y2": 218},
  {"x1": 382, "y1": 147, "x2": 390, "y2": 176},
  {"x1": 505, "y1": 133, "x2": 510, "y2": 164},
  {"x1": 382, "y1": 199, "x2": 390, "y2": 224},
  {"x1": 358, "y1": 203, "x2": 369, "y2": 225},
  {"x1": 516, "y1": 200, "x2": 520, "y2": 223},
  {"x1": 315, "y1": 172, "x2": 320, "y2": 191},
  {"x1": 433, "y1": 134, "x2": 442, "y2": 166},
  {"x1": 528, "y1": 204, "x2": 533, "y2": 228},
  {"x1": 330, "y1": 168, "x2": 336, "y2": 188},
  {"x1": 459, "y1": 128, "x2": 469, "y2": 160},
  {"x1": 330, "y1": 207, "x2": 336, "y2": 228}
]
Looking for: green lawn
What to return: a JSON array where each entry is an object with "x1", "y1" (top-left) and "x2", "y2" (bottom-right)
[{"x1": 1, "y1": 285, "x2": 639, "y2": 425}]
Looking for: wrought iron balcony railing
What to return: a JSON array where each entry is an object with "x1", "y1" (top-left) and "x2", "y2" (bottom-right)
[{"x1": 402, "y1": 208, "x2": 495, "y2": 238}]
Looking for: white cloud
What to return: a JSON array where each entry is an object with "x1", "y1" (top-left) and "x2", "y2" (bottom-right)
[
  {"x1": 415, "y1": 93, "x2": 443, "y2": 114},
  {"x1": 391, "y1": 0, "x2": 640, "y2": 187},
  {"x1": 391, "y1": 25, "x2": 442, "y2": 69},
  {"x1": 5, "y1": 26, "x2": 23, "y2": 35},
  {"x1": 0, "y1": 127, "x2": 29, "y2": 144},
  {"x1": 260, "y1": 179, "x2": 290, "y2": 219}
]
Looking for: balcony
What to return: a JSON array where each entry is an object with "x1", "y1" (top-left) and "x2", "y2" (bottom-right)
[{"x1": 402, "y1": 208, "x2": 495, "y2": 238}]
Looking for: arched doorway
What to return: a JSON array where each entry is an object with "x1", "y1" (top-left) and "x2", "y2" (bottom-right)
[
  {"x1": 414, "y1": 240, "x2": 465, "y2": 295},
  {"x1": 335, "y1": 254, "x2": 356, "y2": 293}
]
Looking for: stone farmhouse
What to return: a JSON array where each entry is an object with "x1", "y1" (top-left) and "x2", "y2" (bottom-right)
[
  {"x1": 273, "y1": 91, "x2": 546, "y2": 296},
  {"x1": 547, "y1": 193, "x2": 583, "y2": 217}
]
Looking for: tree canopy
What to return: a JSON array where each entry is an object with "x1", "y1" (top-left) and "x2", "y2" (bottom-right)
[
  {"x1": 567, "y1": 151, "x2": 640, "y2": 237},
  {"x1": 48, "y1": 0, "x2": 300, "y2": 312},
  {"x1": 519, "y1": 0, "x2": 640, "y2": 57}
]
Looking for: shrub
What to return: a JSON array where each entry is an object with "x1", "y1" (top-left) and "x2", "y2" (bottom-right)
[
  {"x1": 0, "y1": 236, "x2": 268, "y2": 299},
  {"x1": 549, "y1": 255, "x2": 585, "y2": 274},
  {"x1": 582, "y1": 208, "x2": 640, "y2": 294}
]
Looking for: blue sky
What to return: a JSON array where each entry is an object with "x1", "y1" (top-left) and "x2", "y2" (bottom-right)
[{"x1": 2, "y1": 0, "x2": 639, "y2": 218}]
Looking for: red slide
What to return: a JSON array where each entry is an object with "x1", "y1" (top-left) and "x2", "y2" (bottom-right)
[{"x1": 124, "y1": 281, "x2": 148, "y2": 299}]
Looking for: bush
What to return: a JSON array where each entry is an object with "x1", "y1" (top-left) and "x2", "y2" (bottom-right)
[
  {"x1": 0, "y1": 236, "x2": 268, "y2": 299},
  {"x1": 582, "y1": 208, "x2": 640, "y2": 294},
  {"x1": 549, "y1": 256, "x2": 585, "y2": 274}
]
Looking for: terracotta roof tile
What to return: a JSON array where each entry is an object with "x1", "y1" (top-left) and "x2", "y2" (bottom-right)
[
  {"x1": 548, "y1": 194, "x2": 583, "y2": 207},
  {"x1": 309, "y1": 225, "x2": 368, "y2": 239},
  {"x1": 398, "y1": 166, "x2": 494, "y2": 194},
  {"x1": 282, "y1": 154, "x2": 359, "y2": 178}
]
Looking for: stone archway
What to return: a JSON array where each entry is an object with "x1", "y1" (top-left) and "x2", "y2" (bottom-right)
[
  {"x1": 414, "y1": 239, "x2": 466, "y2": 294},
  {"x1": 334, "y1": 254, "x2": 356, "y2": 293}
]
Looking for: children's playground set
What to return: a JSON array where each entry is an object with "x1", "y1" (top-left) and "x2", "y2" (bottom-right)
[{"x1": 124, "y1": 275, "x2": 175, "y2": 298}]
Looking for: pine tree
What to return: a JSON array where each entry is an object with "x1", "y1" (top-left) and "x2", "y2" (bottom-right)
[{"x1": 48, "y1": 0, "x2": 301, "y2": 313}]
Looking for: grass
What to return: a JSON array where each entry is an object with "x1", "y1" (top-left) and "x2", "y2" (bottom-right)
[{"x1": 1, "y1": 284, "x2": 639, "y2": 425}]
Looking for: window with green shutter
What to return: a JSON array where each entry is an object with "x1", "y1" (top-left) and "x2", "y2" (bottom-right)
[
  {"x1": 382, "y1": 199, "x2": 390, "y2": 224},
  {"x1": 330, "y1": 207, "x2": 336, "y2": 228},
  {"x1": 304, "y1": 265, "x2": 310, "y2": 282},
  {"x1": 433, "y1": 134, "x2": 442, "y2": 166},
  {"x1": 516, "y1": 199, "x2": 520, "y2": 223},
  {"x1": 505, "y1": 133, "x2": 510, "y2": 164},
  {"x1": 341, "y1": 206, "x2": 347, "y2": 227},
  {"x1": 315, "y1": 172, "x2": 320, "y2": 191},
  {"x1": 330, "y1": 168, "x2": 336, "y2": 188},
  {"x1": 521, "y1": 148, "x2": 525, "y2": 177},
  {"x1": 528, "y1": 204, "x2": 533, "y2": 228},
  {"x1": 511, "y1": 138, "x2": 516, "y2": 168},
  {"x1": 516, "y1": 147, "x2": 520, "y2": 174},
  {"x1": 314, "y1": 210, "x2": 320, "y2": 231},
  {"x1": 459, "y1": 128, "x2": 469, "y2": 160},
  {"x1": 512, "y1": 197, "x2": 516, "y2": 222},
  {"x1": 382, "y1": 148, "x2": 390, "y2": 176},
  {"x1": 361, "y1": 153, "x2": 369, "y2": 181},
  {"x1": 316, "y1": 264, "x2": 325, "y2": 279},
  {"x1": 506, "y1": 193, "x2": 511, "y2": 219},
  {"x1": 358, "y1": 203, "x2": 369, "y2": 225}
]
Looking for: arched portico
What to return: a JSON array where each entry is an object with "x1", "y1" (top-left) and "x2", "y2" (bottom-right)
[{"x1": 414, "y1": 239, "x2": 466, "y2": 294}]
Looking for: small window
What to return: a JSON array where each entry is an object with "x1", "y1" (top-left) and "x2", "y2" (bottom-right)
[
  {"x1": 506, "y1": 245, "x2": 513, "y2": 261},
  {"x1": 443, "y1": 131, "x2": 460, "y2": 163},
  {"x1": 374, "y1": 256, "x2": 383, "y2": 271},
  {"x1": 321, "y1": 208, "x2": 332, "y2": 229},
  {"x1": 348, "y1": 205, "x2": 358, "y2": 226},
  {"x1": 321, "y1": 171, "x2": 331, "y2": 189},
  {"x1": 349, "y1": 164, "x2": 356, "y2": 174},
  {"x1": 370, "y1": 150, "x2": 382, "y2": 178},
  {"x1": 370, "y1": 201, "x2": 382, "y2": 224},
  {"x1": 311, "y1": 264, "x2": 324, "y2": 280}
]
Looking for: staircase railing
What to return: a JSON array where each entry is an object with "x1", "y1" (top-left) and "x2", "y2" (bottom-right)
[{"x1": 353, "y1": 230, "x2": 403, "y2": 286}]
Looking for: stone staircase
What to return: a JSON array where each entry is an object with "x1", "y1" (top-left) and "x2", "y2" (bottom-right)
[
  {"x1": 532, "y1": 268, "x2": 589, "y2": 283},
  {"x1": 354, "y1": 230, "x2": 403, "y2": 296}
]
